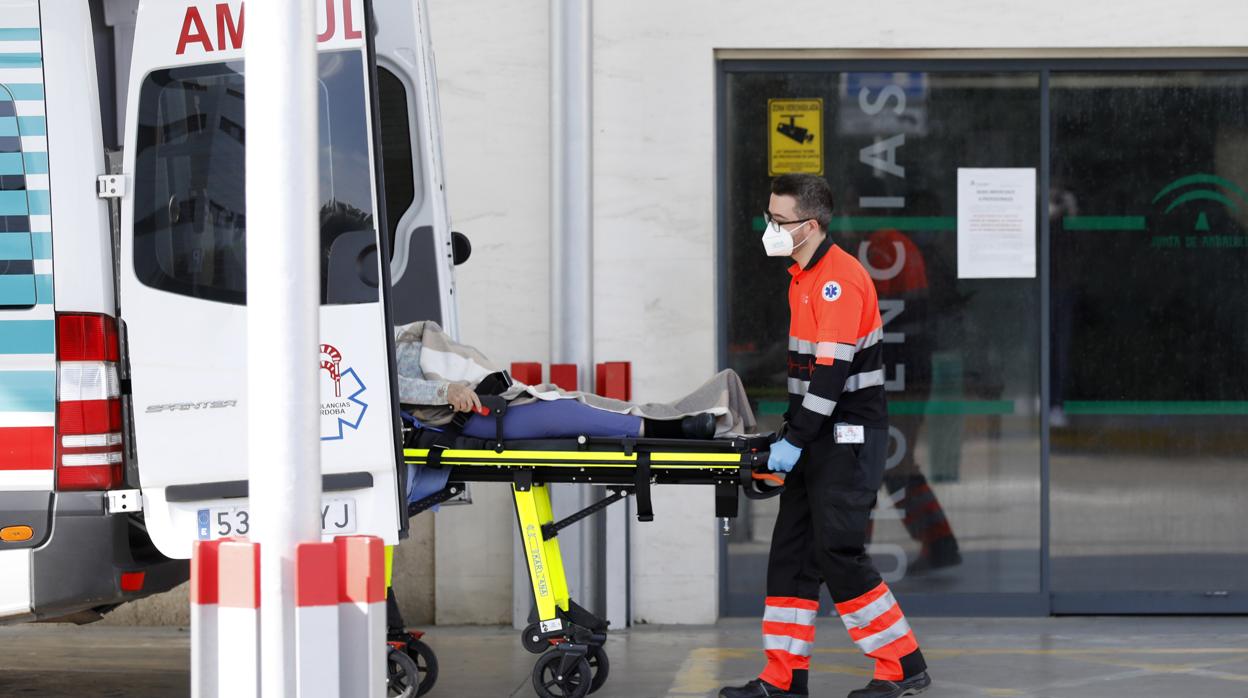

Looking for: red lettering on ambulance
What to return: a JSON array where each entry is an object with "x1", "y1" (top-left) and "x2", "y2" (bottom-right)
[
  {"x1": 176, "y1": 7, "x2": 214, "y2": 56},
  {"x1": 317, "y1": 0, "x2": 336, "y2": 42},
  {"x1": 216, "y1": 3, "x2": 245, "y2": 51},
  {"x1": 341, "y1": 0, "x2": 362, "y2": 40},
  {"x1": 179, "y1": 0, "x2": 356, "y2": 55}
]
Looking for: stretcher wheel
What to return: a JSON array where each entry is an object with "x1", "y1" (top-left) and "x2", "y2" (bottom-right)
[
  {"x1": 386, "y1": 646, "x2": 420, "y2": 698},
  {"x1": 586, "y1": 644, "x2": 610, "y2": 694},
  {"x1": 531, "y1": 650, "x2": 592, "y2": 698},
  {"x1": 405, "y1": 637, "x2": 439, "y2": 696},
  {"x1": 522, "y1": 623, "x2": 550, "y2": 654}
]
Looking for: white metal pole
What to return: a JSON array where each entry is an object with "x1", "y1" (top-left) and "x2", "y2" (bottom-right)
[
  {"x1": 245, "y1": 1, "x2": 321, "y2": 696},
  {"x1": 549, "y1": 0, "x2": 593, "y2": 387},
  {"x1": 548, "y1": 0, "x2": 600, "y2": 618}
]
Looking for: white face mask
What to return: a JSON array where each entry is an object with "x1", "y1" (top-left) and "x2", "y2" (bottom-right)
[{"x1": 761, "y1": 218, "x2": 813, "y2": 257}]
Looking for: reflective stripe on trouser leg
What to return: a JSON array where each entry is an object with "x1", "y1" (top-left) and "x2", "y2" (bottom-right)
[
  {"x1": 834, "y1": 582, "x2": 921, "y2": 681},
  {"x1": 758, "y1": 596, "x2": 818, "y2": 691}
]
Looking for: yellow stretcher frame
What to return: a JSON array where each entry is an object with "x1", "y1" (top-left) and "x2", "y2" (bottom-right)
[
  {"x1": 514, "y1": 483, "x2": 571, "y2": 622},
  {"x1": 402, "y1": 442, "x2": 777, "y2": 632}
]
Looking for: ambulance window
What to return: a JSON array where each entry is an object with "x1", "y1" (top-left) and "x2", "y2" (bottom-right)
[
  {"x1": 0, "y1": 83, "x2": 38, "y2": 310},
  {"x1": 377, "y1": 67, "x2": 416, "y2": 260},
  {"x1": 133, "y1": 52, "x2": 379, "y2": 305}
]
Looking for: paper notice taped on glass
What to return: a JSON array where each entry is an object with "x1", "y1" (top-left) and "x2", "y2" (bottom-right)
[{"x1": 957, "y1": 168, "x2": 1037, "y2": 278}]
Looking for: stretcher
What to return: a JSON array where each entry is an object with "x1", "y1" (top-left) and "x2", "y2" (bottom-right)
[{"x1": 401, "y1": 396, "x2": 780, "y2": 698}]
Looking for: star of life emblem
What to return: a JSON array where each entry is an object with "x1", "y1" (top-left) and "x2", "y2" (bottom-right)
[{"x1": 822, "y1": 281, "x2": 842, "y2": 302}]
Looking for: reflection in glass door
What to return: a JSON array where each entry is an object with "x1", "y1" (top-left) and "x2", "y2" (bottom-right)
[
  {"x1": 720, "y1": 68, "x2": 1043, "y2": 614},
  {"x1": 720, "y1": 59, "x2": 1248, "y2": 616},
  {"x1": 1049, "y1": 70, "x2": 1248, "y2": 611}
]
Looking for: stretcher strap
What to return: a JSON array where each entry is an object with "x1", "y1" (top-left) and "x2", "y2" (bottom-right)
[
  {"x1": 426, "y1": 410, "x2": 472, "y2": 468},
  {"x1": 407, "y1": 481, "x2": 466, "y2": 516},
  {"x1": 635, "y1": 452, "x2": 654, "y2": 522}
]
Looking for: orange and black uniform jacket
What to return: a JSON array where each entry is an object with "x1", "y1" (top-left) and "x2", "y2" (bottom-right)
[{"x1": 784, "y1": 236, "x2": 888, "y2": 447}]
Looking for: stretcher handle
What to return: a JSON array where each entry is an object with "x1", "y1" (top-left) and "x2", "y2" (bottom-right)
[
  {"x1": 741, "y1": 455, "x2": 785, "y2": 500},
  {"x1": 474, "y1": 394, "x2": 509, "y2": 417}
]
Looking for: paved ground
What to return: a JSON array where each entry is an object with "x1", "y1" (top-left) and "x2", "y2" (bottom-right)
[{"x1": 2, "y1": 617, "x2": 1247, "y2": 697}]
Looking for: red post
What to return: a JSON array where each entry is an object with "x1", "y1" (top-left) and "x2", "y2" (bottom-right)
[
  {"x1": 335, "y1": 536, "x2": 386, "y2": 697},
  {"x1": 295, "y1": 542, "x2": 340, "y2": 695},
  {"x1": 595, "y1": 362, "x2": 632, "y2": 401},
  {"x1": 550, "y1": 364, "x2": 579, "y2": 391},
  {"x1": 216, "y1": 539, "x2": 261, "y2": 697},
  {"x1": 510, "y1": 362, "x2": 544, "y2": 386},
  {"x1": 191, "y1": 540, "x2": 222, "y2": 698}
]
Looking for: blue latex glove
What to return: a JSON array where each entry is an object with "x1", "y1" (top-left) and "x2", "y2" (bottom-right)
[{"x1": 769, "y1": 438, "x2": 802, "y2": 473}]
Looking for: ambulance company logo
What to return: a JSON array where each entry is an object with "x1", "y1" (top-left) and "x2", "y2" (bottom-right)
[
  {"x1": 320, "y1": 343, "x2": 367, "y2": 441},
  {"x1": 821, "y1": 281, "x2": 842, "y2": 302}
]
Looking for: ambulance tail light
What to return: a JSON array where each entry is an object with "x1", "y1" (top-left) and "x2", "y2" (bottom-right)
[{"x1": 55, "y1": 314, "x2": 125, "y2": 491}]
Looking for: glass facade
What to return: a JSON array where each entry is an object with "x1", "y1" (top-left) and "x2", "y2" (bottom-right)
[
  {"x1": 1049, "y1": 71, "x2": 1248, "y2": 601},
  {"x1": 719, "y1": 61, "x2": 1248, "y2": 615}
]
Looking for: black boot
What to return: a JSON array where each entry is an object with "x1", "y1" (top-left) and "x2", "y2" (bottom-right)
[
  {"x1": 719, "y1": 678, "x2": 805, "y2": 697},
  {"x1": 847, "y1": 672, "x2": 931, "y2": 697},
  {"x1": 680, "y1": 412, "x2": 717, "y2": 439}
]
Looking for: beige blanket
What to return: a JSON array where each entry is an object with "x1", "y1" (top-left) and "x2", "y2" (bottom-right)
[{"x1": 396, "y1": 321, "x2": 757, "y2": 436}]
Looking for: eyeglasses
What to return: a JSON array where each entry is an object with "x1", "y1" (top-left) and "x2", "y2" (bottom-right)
[{"x1": 763, "y1": 211, "x2": 810, "y2": 228}]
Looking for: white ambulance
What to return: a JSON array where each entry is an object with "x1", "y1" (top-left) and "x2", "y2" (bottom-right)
[{"x1": 0, "y1": 0, "x2": 463, "y2": 623}]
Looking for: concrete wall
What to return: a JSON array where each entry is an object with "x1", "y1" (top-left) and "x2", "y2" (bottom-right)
[
  {"x1": 423, "y1": 0, "x2": 1247, "y2": 626},
  {"x1": 105, "y1": 0, "x2": 1247, "y2": 626}
]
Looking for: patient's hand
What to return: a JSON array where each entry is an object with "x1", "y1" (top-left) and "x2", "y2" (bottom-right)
[{"x1": 447, "y1": 383, "x2": 483, "y2": 413}]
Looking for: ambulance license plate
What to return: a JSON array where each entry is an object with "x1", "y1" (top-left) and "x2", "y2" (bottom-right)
[{"x1": 198, "y1": 498, "x2": 357, "y2": 540}]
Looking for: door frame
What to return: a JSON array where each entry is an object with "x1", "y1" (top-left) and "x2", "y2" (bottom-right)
[{"x1": 715, "y1": 55, "x2": 1248, "y2": 616}]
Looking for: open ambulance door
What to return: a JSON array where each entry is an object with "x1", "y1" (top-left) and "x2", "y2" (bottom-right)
[
  {"x1": 372, "y1": 0, "x2": 461, "y2": 337},
  {"x1": 117, "y1": 0, "x2": 405, "y2": 558}
]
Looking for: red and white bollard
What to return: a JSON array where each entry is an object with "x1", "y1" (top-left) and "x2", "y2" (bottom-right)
[
  {"x1": 336, "y1": 536, "x2": 387, "y2": 697},
  {"x1": 295, "y1": 542, "x2": 341, "y2": 697},
  {"x1": 190, "y1": 540, "x2": 220, "y2": 698},
  {"x1": 190, "y1": 535, "x2": 386, "y2": 696},
  {"x1": 510, "y1": 361, "x2": 544, "y2": 386},
  {"x1": 550, "y1": 363, "x2": 579, "y2": 391},
  {"x1": 510, "y1": 360, "x2": 633, "y2": 399},
  {"x1": 595, "y1": 361, "x2": 632, "y2": 401},
  {"x1": 216, "y1": 539, "x2": 261, "y2": 698}
]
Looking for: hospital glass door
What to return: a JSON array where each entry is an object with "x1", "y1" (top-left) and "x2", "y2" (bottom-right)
[
  {"x1": 719, "y1": 67, "x2": 1044, "y2": 614},
  {"x1": 718, "y1": 59, "x2": 1248, "y2": 616}
]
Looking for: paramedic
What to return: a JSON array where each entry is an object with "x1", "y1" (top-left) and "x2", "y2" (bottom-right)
[{"x1": 720, "y1": 175, "x2": 931, "y2": 698}]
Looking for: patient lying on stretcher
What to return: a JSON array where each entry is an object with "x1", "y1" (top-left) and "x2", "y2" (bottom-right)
[
  {"x1": 396, "y1": 321, "x2": 757, "y2": 442},
  {"x1": 397, "y1": 321, "x2": 758, "y2": 506}
]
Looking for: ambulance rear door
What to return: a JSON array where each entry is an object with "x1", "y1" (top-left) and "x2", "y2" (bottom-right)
[
  {"x1": 117, "y1": 0, "x2": 404, "y2": 558},
  {"x1": 372, "y1": 0, "x2": 461, "y2": 336}
]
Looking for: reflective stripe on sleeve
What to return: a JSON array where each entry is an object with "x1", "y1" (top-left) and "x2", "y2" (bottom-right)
[
  {"x1": 856, "y1": 327, "x2": 883, "y2": 351},
  {"x1": 801, "y1": 392, "x2": 836, "y2": 416},
  {"x1": 843, "y1": 369, "x2": 885, "y2": 392},
  {"x1": 816, "y1": 342, "x2": 856, "y2": 362},
  {"x1": 787, "y1": 378, "x2": 810, "y2": 395},
  {"x1": 788, "y1": 336, "x2": 816, "y2": 354}
]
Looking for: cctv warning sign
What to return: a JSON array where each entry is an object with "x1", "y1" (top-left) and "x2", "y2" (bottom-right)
[{"x1": 768, "y1": 98, "x2": 823, "y2": 176}]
